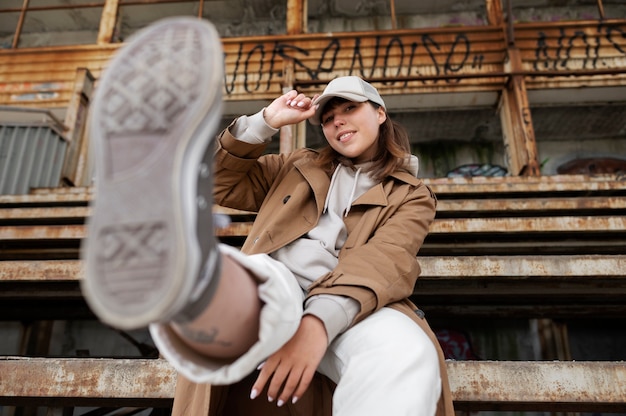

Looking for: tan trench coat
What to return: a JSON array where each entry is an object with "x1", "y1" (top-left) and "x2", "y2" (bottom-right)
[{"x1": 172, "y1": 127, "x2": 454, "y2": 416}]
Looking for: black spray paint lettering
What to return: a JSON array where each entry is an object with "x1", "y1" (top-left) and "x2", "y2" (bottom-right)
[
  {"x1": 533, "y1": 23, "x2": 626, "y2": 71},
  {"x1": 223, "y1": 32, "x2": 486, "y2": 94}
]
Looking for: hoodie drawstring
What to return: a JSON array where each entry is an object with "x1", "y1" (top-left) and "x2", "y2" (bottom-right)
[{"x1": 323, "y1": 165, "x2": 363, "y2": 217}]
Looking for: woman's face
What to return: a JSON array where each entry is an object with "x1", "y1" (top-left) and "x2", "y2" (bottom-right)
[{"x1": 320, "y1": 100, "x2": 387, "y2": 163}]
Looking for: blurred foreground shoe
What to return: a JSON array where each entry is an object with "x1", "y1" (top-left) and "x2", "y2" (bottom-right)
[{"x1": 82, "y1": 17, "x2": 223, "y2": 330}]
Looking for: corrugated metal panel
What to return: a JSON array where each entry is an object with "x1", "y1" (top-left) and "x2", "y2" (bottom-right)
[{"x1": 0, "y1": 118, "x2": 67, "y2": 195}]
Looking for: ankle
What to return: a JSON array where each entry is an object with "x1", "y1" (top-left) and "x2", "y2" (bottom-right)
[{"x1": 173, "y1": 251, "x2": 222, "y2": 323}]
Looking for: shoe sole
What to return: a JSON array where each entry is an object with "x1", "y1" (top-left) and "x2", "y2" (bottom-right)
[{"x1": 82, "y1": 17, "x2": 223, "y2": 330}]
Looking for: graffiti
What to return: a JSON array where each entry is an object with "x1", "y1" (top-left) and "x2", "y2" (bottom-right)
[
  {"x1": 446, "y1": 163, "x2": 508, "y2": 178},
  {"x1": 223, "y1": 22, "x2": 625, "y2": 96},
  {"x1": 5, "y1": 23, "x2": 622, "y2": 104},
  {"x1": 223, "y1": 32, "x2": 486, "y2": 94},
  {"x1": 435, "y1": 329, "x2": 481, "y2": 360},
  {"x1": 533, "y1": 23, "x2": 626, "y2": 71}
]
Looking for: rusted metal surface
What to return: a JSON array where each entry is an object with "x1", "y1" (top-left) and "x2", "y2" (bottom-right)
[
  {"x1": 2, "y1": 255, "x2": 624, "y2": 283},
  {"x1": 286, "y1": 0, "x2": 305, "y2": 35},
  {"x1": 485, "y1": 0, "x2": 504, "y2": 26},
  {"x1": 449, "y1": 360, "x2": 626, "y2": 411},
  {"x1": 430, "y1": 216, "x2": 626, "y2": 234},
  {"x1": 418, "y1": 254, "x2": 626, "y2": 278},
  {"x1": 0, "y1": 357, "x2": 175, "y2": 406},
  {"x1": 217, "y1": 216, "x2": 626, "y2": 237},
  {"x1": 0, "y1": 357, "x2": 624, "y2": 410},
  {"x1": 0, "y1": 206, "x2": 90, "y2": 220},
  {"x1": 515, "y1": 20, "x2": 626, "y2": 90},
  {"x1": 221, "y1": 25, "x2": 507, "y2": 100},
  {"x1": 3, "y1": 212, "x2": 624, "y2": 240},
  {"x1": 500, "y1": 46, "x2": 541, "y2": 176},
  {"x1": 438, "y1": 196, "x2": 626, "y2": 213},
  {"x1": 0, "y1": 187, "x2": 93, "y2": 205},
  {"x1": 0, "y1": 225, "x2": 85, "y2": 240},
  {"x1": 423, "y1": 174, "x2": 626, "y2": 194},
  {"x1": 61, "y1": 68, "x2": 95, "y2": 187},
  {"x1": 2, "y1": 19, "x2": 623, "y2": 107},
  {"x1": 0, "y1": 45, "x2": 116, "y2": 107},
  {"x1": 97, "y1": 0, "x2": 120, "y2": 45},
  {"x1": 3, "y1": 175, "x2": 624, "y2": 205},
  {"x1": 215, "y1": 222, "x2": 253, "y2": 238},
  {"x1": 0, "y1": 260, "x2": 81, "y2": 281}
]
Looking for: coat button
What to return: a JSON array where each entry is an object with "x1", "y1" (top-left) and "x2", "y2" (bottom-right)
[{"x1": 283, "y1": 195, "x2": 291, "y2": 204}]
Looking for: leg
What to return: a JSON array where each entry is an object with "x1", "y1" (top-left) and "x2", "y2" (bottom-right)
[
  {"x1": 171, "y1": 253, "x2": 262, "y2": 359},
  {"x1": 81, "y1": 18, "x2": 302, "y2": 385},
  {"x1": 150, "y1": 245, "x2": 303, "y2": 385},
  {"x1": 318, "y1": 308, "x2": 441, "y2": 416}
]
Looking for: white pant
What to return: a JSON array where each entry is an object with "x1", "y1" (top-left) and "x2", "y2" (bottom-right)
[{"x1": 151, "y1": 244, "x2": 441, "y2": 416}]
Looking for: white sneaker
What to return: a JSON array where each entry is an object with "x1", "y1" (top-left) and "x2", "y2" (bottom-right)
[{"x1": 82, "y1": 17, "x2": 223, "y2": 330}]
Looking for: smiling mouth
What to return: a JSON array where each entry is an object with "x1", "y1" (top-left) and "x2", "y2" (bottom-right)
[{"x1": 338, "y1": 132, "x2": 354, "y2": 142}]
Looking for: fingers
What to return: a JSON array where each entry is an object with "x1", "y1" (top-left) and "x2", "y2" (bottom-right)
[
  {"x1": 279, "y1": 365, "x2": 316, "y2": 406},
  {"x1": 285, "y1": 91, "x2": 315, "y2": 109},
  {"x1": 250, "y1": 359, "x2": 315, "y2": 407},
  {"x1": 291, "y1": 365, "x2": 316, "y2": 404},
  {"x1": 264, "y1": 90, "x2": 318, "y2": 129},
  {"x1": 266, "y1": 361, "x2": 294, "y2": 405},
  {"x1": 249, "y1": 360, "x2": 273, "y2": 401}
]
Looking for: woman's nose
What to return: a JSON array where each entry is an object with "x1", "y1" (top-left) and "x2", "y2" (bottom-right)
[{"x1": 334, "y1": 116, "x2": 345, "y2": 126}]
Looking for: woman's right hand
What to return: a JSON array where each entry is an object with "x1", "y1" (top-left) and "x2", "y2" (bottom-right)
[{"x1": 263, "y1": 90, "x2": 319, "y2": 129}]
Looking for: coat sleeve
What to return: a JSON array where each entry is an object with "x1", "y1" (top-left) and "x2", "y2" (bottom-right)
[
  {"x1": 306, "y1": 182, "x2": 437, "y2": 325},
  {"x1": 212, "y1": 124, "x2": 285, "y2": 212}
]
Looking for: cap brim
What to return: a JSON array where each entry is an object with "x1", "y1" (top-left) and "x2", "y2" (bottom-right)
[{"x1": 309, "y1": 92, "x2": 369, "y2": 125}]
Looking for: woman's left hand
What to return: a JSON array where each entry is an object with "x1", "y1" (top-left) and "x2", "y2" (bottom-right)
[{"x1": 251, "y1": 314, "x2": 329, "y2": 407}]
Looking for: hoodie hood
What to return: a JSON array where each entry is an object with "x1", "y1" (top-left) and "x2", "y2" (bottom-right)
[{"x1": 406, "y1": 154, "x2": 420, "y2": 177}]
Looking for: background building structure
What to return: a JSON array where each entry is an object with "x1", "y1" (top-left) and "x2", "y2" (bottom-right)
[{"x1": 0, "y1": 1, "x2": 625, "y2": 415}]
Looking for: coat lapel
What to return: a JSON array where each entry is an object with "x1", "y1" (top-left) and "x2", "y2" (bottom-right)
[{"x1": 294, "y1": 158, "x2": 330, "y2": 218}]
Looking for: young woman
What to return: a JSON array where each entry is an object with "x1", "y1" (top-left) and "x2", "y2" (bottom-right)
[{"x1": 82, "y1": 17, "x2": 453, "y2": 416}]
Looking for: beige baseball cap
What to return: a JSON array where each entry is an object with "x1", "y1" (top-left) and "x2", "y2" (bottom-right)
[{"x1": 310, "y1": 76, "x2": 386, "y2": 125}]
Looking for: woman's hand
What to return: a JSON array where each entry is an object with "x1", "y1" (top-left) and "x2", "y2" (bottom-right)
[
  {"x1": 263, "y1": 90, "x2": 319, "y2": 129},
  {"x1": 250, "y1": 314, "x2": 328, "y2": 406}
]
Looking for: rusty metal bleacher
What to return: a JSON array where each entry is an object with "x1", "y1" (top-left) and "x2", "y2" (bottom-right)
[{"x1": 1, "y1": 174, "x2": 626, "y2": 412}]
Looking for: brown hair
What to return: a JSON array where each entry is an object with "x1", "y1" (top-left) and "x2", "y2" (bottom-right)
[{"x1": 315, "y1": 98, "x2": 412, "y2": 182}]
